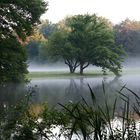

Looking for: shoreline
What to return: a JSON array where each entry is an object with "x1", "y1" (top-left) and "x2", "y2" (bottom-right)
[{"x1": 28, "y1": 68, "x2": 140, "y2": 79}]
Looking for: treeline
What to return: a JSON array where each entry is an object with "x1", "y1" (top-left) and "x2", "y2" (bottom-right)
[
  {"x1": 27, "y1": 18, "x2": 140, "y2": 62},
  {"x1": 26, "y1": 15, "x2": 128, "y2": 75},
  {"x1": 114, "y1": 19, "x2": 140, "y2": 56},
  {"x1": 0, "y1": 0, "x2": 47, "y2": 84},
  {"x1": 1, "y1": 0, "x2": 140, "y2": 83},
  {"x1": 27, "y1": 17, "x2": 140, "y2": 74}
]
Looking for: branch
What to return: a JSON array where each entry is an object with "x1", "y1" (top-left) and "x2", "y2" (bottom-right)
[
  {"x1": 83, "y1": 62, "x2": 89, "y2": 69},
  {"x1": 74, "y1": 60, "x2": 80, "y2": 68},
  {"x1": 65, "y1": 59, "x2": 70, "y2": 66}
]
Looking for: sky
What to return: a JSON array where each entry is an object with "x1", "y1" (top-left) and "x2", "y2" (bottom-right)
[{"x1": 41, "y1": 0, "x2": 140, "y2": 24}]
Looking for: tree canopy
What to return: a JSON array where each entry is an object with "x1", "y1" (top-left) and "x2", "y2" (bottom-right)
[
  {"x1": 0, "y1": 0, "x2": 47, "y2": 41},
  {"x1": 48, "y1": 14, "x2": 124, "y2": 75},
  {"x1": 0, "y1": 0, "x2": 48, "y2": 84},
  {"x1": 48, "y1": 28, "x2": 79, "y2": 73},
  {"x1": 0, "y1": 38, "x2": 28, "y2": 84}
]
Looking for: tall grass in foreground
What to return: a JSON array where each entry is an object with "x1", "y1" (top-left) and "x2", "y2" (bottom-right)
[
  {"x1": 57, "y1": 83, "x2": 140, "y2": 140},
  {"x1": 1, "y1": 84, "x2": 140, "y2": 139}
]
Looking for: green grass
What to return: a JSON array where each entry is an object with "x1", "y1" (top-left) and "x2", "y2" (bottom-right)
[
  {"x1": 28, "y1": 71, "x2": 106, "y2": 79},
  {"x1": 27, "y1": 68, "x2": 140, "y2": 79}
]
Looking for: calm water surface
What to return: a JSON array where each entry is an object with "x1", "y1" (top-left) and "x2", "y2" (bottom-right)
[{"x1": 0, "y1": 74, "x2": 140, "y2": 107}]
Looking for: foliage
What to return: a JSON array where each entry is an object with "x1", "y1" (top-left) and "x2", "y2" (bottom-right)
[
  {"x1": 0, "y1": 0, "x2": 48, "y2": 84},
  {"x1": 39, "y1": 20, "x2": 58, "y2": 39},
  {"x1": 48, "y1": 14, "x2": 124, "y2": 75},
  {"x1": 26, "y1": 21, "x2": 58, "y2": 63},
  {"x1": 0, "y1": 37, "x2": 28, "y2": 84},
  {"x1": 26, "y1": 41, "x2": 40, "y2": 61},
  {"x1": 114, "y1": 18, "x2": 140, "y2": 55},
  {"x1": 26, "y1": 29, "x2": 46, "y2": 62},
  {"x1": 0, "y1": 0, "x2": 47, "y2": 41},
  {"x1": 67, "y1": 14, "x2": 124, "y2": 75},
  {"x1": 92, "y1": 45, "x2": 125, "y2": 75},
  {"x1": 48, "y1": 28, "x2": 80, "y2": 73},
  {"x1": 1, "y1": 84, "x2": 140, "y2": 139}
]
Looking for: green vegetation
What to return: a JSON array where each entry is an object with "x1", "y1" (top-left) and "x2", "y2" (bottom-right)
[
  {"x1": 0, "y1": 0, "x2": 47, "y2": 84},
  {"x1": 1, "y1": 1, "x2": 140, "y2": 140},
  {"x1": 0, "y1": 38, "x2": 28, "y2": 84},
  {"x1": 0, "y1": 0, "x2": 47, "y2": 41},
  {"x1": 47, "y1": 14, "x2": 125, "y2": 75},
  {"x1": 27, "y1": 67, "x2": 140, "y2": 79},
  {"x1": 39, "y1": 20, "x2": 58, "y2": 39},
  {"x1": 28, "y1": 71, "x2": 107, "y2": 79},
  {"x1": 1, "y1": 85, "x2": 140, "y2": 139},
  {"x1": 26, "y1": 20, "x2": 58, "y2": 63},
  {"x1": 26, "y1": 18, "x2": 140, "y2": 76},
  {"x1": 114, "y1": 19, "x2": 140, "y2": 56}
]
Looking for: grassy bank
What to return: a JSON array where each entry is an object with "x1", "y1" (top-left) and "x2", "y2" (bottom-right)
[
  {"x1": 28, "y1": 71, "x2": 106, "y2": 79},
  {"x1": 28, "y1": 68, "x2": 140, "y2": 79}
]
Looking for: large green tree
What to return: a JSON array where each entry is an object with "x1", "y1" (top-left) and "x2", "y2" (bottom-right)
[
  {"x1": 48, "y1": 29, "x2": 80, "y2": 73},
  {"x1": 0, "y1": 0, "x2": 47, "y2": 84},
  {"x1": 0, "y1": 0, "x2": 47, "y2": 41},
  {"x1": 67, "y1": 15, "x2": 115, "y2": 74},
  {"x1": 48, "y1": 14, "x2": 124, "y2": 75},
  {"x1": 0, "y1": 37, "x2": 27, "y2": 83}
]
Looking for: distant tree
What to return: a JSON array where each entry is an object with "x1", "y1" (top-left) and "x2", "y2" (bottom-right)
[
  {"x1": 48, "y1": 14, "x2": 124, "y2": 75},
  {"x1": 114, "y1": 19, "x2": 140, "y2": 55},
  {"x1": 0, "y1": 0, "x2": 48, "y2": 84},
  {"x1": 25, "y1": 20, "x2": 58, "y2": 63},
  {"x1": 26, "y1": 41, "x2": 40, "y2": 61},
  {"x1": 26, "y1": 29, "x2": 45, "y2": 62},
  {"x1": 39, "y1": 20, "x2": 58, "y2": 39}
]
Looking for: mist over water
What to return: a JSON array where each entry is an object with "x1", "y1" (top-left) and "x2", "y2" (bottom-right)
[
  {"x1": 1, "y1": 57, "x2": 140, "y2": 108},
  {"x1": 29, "y1": 74, "x2": 140, "y2": 106},
  {"x1": 28, "y1": 61, "x2": 103, "y2": 73},
  {"x1": 1, "y1": 74, "x2": 140, "y2": 108},
  {"x1": 28, "y1": 56, "x2": 140, "y2": 72},
  {"x1": 28, "y1": 62, "x2": 69, "y2": 72},
  {"x1": 123, "y1": 56, "x2": 140, "y2": 69},
  {"x1": 25, "y1": 57, "x2": 140, "y2": 107}
]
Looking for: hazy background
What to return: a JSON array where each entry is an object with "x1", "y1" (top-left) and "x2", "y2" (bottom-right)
[{"x1": 42, "y1": 0, "x2": 140, "y2": 24}]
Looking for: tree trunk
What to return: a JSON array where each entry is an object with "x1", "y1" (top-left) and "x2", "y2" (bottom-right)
[
  {"x1": 69, "y1": 66, "x2": 74, "y2": 73},
  {"x1": 80, "y1": 62, "x2": 89, "y2": 75},
  {"x1": 65, "y1": 59, "x2": 80, "y2": 74},
  {"x1": 80, "y1": 64, "x2": 84, "y2": 75}
]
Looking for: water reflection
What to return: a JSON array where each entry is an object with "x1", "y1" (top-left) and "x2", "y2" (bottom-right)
[
  {"x1": 31, "y1": 76, "x2": 123, "y2": 107},
  {"x1": 0, "y1": 75, "x2": 140, "y2": 108},
  {"x1": 0, "y1": 83, "x2": 26, "y2": 108}
]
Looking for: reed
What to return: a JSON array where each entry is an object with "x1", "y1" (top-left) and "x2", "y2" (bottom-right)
[{"x1": 1, "y1": 83, "x2": 140, "y2": 139}]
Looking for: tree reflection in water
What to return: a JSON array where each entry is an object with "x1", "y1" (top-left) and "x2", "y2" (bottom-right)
[{"x1": 0, "y1": 75, "x2": 137, "y2": 109}]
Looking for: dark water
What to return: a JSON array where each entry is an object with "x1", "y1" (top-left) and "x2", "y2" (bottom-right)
[{"x1": 0, "y1": 74, "x2": 140, "y2": 108}]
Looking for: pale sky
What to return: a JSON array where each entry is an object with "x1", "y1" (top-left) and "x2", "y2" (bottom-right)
[{"x1": 41, "y1": 0, "x2": 140, "y2": 24}]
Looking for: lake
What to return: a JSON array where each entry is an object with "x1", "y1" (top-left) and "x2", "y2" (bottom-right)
[{"x1": 1, "y1": 74, "x2": 140, "y2": 108}]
